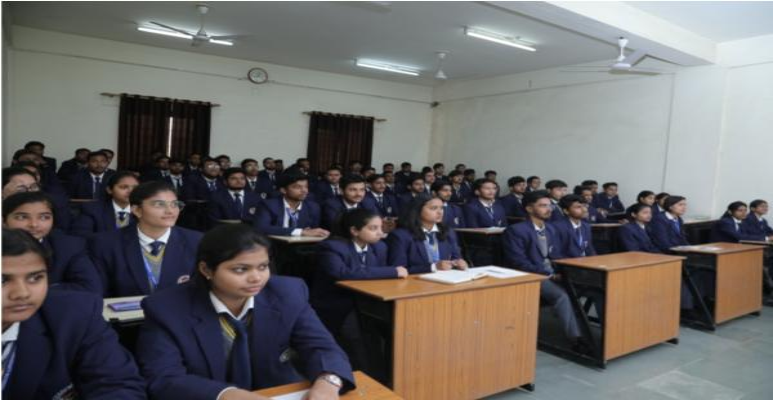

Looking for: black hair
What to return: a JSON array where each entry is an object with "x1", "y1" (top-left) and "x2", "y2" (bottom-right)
[
  {"x1": 573, "y1": 185, "x2": 593, "y2": 196},
  {"x1": 99, "y1": 149, "x2": 115, "y2": 156},
  {"x1": 750, "y1": 199, "x2": 767, "y2": 209},
  {"x1": 526, "y1": 176, "x2": 540, "y2": 184},
  {"x1": 523, "y1": 190, "x2": 550, "y2": 207},
  {"x1": 421, "y1": 166, "x2": 433, "y2": 174},
  {"x1": 545, "y1": 180, "x2": 567, "y2": 190},
  {"x1": 433, "y1": 163, "x2": 444, "y2": 169},
  {"x1": 397, "y1": 196, "x2": 449, "y2": 241},
  {"x1": 129, "y1": 181, "x2": 176, "y2": 206},
  {"x1": 2, "y1": 228, "x2": 51, "y2": 269},
  {"x1": 484, "y1": 170, "x2": 497, "y2": 176},
  {"x1": 348, "y1": 160, "x2": 362, "y2": 167},
  {"x1": 431, "y1": 180, "x2": 451, "y2": 193},
  {"x1": 407, "y1": 174, "x2": 425, "y2": 187},
  {"x1": 278, "y1": 173, "x2": 309, "y2": 189},
  {"x1": 581, "y1": 180, "x2": 598, "y2": 186},
  {"x1": 559, "y1": 194, "x2": 584, "y2": 211},
  {"x1": 655, "y1": 192, "x2": 670, "y2": 202},
  {"x1": 637, "y1": 191, "x2": 655, "y2": 203},
  {"x1": 106, "y1": 170, "x2": 140, "y2": 190},
  {"x1": 215, "y1": 155, "x2": 231, "y2": 161},
  {"x1": 24, "y1": 141, "x2": 45, "y2": 150},
  {"x1": 2, "y1": 192, "x2": 56, "y2": 222},
  {"x1": 448, "y1": 170, "x2": 463, "y2": 178},
  {"x1": 507, "y1": 176, "x2": 525, "y2": 187},
  {"x1": 340, "y1": 174, "x2": 366, "y2": 190},
  {"x1": 663, "y1": 195, "x2": 686, "y2": 213},
  {"x1": 335, "y1": 208, "x2": 381, "y2": 239},
  {"x1": 240, "y1": 158, "x2": 258, "y2": 168},
  {"x1": 724, "y1": 201, "x2": 748, "y2": 218},
  {"x1": 382, "y1": 163, "x2": 394, "y2": 169},
  {"x1": 13, "y1": 149, "x2": 38, "y2": 161},
  {"x1": 472, "y1": 178, "x2": 496, "y2": 192},
  {"x1": 168, "y1": 159, "x2": 184, "y2": 165},
  {"x1": 3, "y1": 167, "x2": 38, "y2": 188},
  {"x1": 366, "y1": 174, "x2": 384, "y2": 184},
  {"x1": 400, "y1": 162, "x2": 412, "y2": 168},
  {"x1": 154, "y1": 155, "x2": 170, "y2": 162},
  {"x1": 87, "y1": 151, "x2": 108, "y2": 161},
  {"x1": 202, "y1": 157, "x2": 219, "y2": 165},
  {"x1": 74, "y1": 148, "x2": 91, "y2": 154},
  {"x1": 326, "y1": 166, "x2": 342, "y2": 173},
  {"x1": 463, "y1": 169, "x2": 476, "y2": 176},
  {"x1": 362, "y1": 167, "x2": 376, "y2": 173},
  {"x1": 628, "y1": 203, "x2": 652, "y2": 218},
  {"x1": 222, "y1": 167, "x2": 246, "y2": 181},
  {"x1": 296, "y1": 157, "x2": 309, "y2": 164},
  {"x1": 193, "y1": 224, "x2": 272, "y2": 288},
  {"x1": 602, "y1": 182, "x2": 618, "y2": 190}
]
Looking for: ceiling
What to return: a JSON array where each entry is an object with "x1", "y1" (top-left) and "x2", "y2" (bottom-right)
[
  {"x1": 626, "y1": 1, "x2": 773, "y2": 42},
  {"x1": 7, "y1": 1, "x2": 623, "y2": 86}
]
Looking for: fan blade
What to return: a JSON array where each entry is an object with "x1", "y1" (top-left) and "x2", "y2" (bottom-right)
[
  {"x1": 150, "y1": 22, "x2": 195, "y2": 37},
  {"x1": 208, "y1": 34, "x2": 250, "y2": 41},
  {"x1": 622, "y1": 49, "x2": 646, "y2": 66},
  {"x1": 560, "y1": 70, "x2": 610, "y2": 73},
  {"x1": 560, "y1": 66, "x2": 612, "y2": 69},
  {"x1": 610, "y1": 69, "x2": 660, "y2": 76}
]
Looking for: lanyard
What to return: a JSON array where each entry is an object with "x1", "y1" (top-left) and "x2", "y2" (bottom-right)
[
  {"x1": 2, "y1": 343, "x2": 17, "y2": 389},
  {"x1": 142, "y1": 254, "x2": 159, "y2": 290}
]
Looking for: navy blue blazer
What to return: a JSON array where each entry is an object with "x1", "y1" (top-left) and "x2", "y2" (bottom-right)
[
  {"x1": 463, "y1": 199, "x2": 506, "y2": 228},
  {"x1": 253, "y1": 197, "x2": 322, "y2": 236},
  {"x1": 43, "y1": 230, "x2": 102, "y2": 294},
  {"x1": 443, "y1": 202, "x2": 466, "y2": 228},
  {"x1": 136, "y1": 278, "x2": 355, "y2": 398},
  {"x1": 397, "y1": 192, "x2": 427, "y2": 211},
  {"x1": 585, "y1": 204, "x2": 602, "y2": 224},
  {"x1": 367, "y1": 191, "x2": 400, "y2": 218},
  {"x1": 321, "y1": 196, "x2": 377, "y2": 230},
  {"x1": 70, "y1": 200, "x2": 135, "y2": 238},
  {"x1": 163, "y1": 175, "x2": 186, "y2": 195},
  {"x1": 501, "y1": 221, "x2": 565, "y2": 275},
  {"x1": 499, "y1": 194, "x2": 527, "y2": 218},
  {"x1": 385, "y1": 227, "x2": 462, "y2": 274},
  {"x1": 67, "y1": 170, "x2": 114, "y2": 200},
  {"x1": 710, "y1": 216, "x2": 766, "y2": 243},
  {"x1": 553, "y1": 218, "x2": 597, "y2": 258},
  {"x1": 592, "y1": 194, "x2": 625, "y2": 213},
  {"x1": 311, "y1": 240, "x2": 397, "y2": 332},
  {"x1": 649, "y1": 212, "x2": 689, "y2": 253},
  {"x1": 547, "y1": 201, "x2": 567, "y2": 223},
  {"x1": 314, "y1": 181, "x2": 340, "y2": 203},
  {"x1": 743, "y1": 213, "x2": 773, "y2": 238},
  {"x1": 618, "y1": 222, "x2": 660, "y2": 253},
  {"x1": 245, "y1": 177, "x2": 276, "y2": 200},
  {"x1": 43, "y1": 188, "x2": 72, "y2": 231},
  {"x1": 3, "y1": 291, "x2": 146, "y2": 400},
  {"x1": 257, "y1": 170, "x2": 279, "y2": 191},
  {"x1": 89, "y1": 226, "x2": 202, "y2": 297},
  {"x1": 57, "y1": 158, "x2": 85, "y2": 182},
  {"x1": 449, "y1": 185, "x2": 467, "y2": 204},
  {"x1": 207, "y1": 189, "x2": 263, "y2": 224},
  {"x1": 182, "y1": 175, "x2": 224, "y2": 201}
]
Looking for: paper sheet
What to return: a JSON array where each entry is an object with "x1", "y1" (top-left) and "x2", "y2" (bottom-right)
[{"x1": 271, "y1": 389, "x2": 309, "y2": 400}]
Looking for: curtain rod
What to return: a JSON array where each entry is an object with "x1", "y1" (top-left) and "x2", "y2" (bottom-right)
[
  {"x1": 302, "y1": 111, "x2": 386, "y2": 122},
  {"x1": 100, "y1": 92, "x2": 221, "y2": 107}
]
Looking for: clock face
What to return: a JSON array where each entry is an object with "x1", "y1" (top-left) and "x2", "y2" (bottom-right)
[{"x1": 247, "y1": 68, "x2": 268, "y2": 84}]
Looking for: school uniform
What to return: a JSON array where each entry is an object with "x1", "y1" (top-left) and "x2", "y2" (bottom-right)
[
  {"x1": 463, "y1": 198, "x2": 506, "y2": 228},
  {"x1": 449, "y1": 184, "x2": 467, "y2": 204},
  {"x1": 182, "y1": 175, "x2": 224, "y2": 201},
  {"x1": 386, "y1": 227, "x2": 462, "y2": 274},
  {"x1": 70, "y1": 200, "x2": 135, "y2": 238},
  {"x1": 40, "y1": 156, "x2": 57, "y2": 177},
  {"x1": 618, "y1": 222, "x2": 660, "y2": 253},
  {"x1": 384, "y1": 184, "x2": 396, "y2": 196},
  {"x1": 710, "y1": 216, "x2": 766, "y2": 243},
  {"x1": 41, "y1": 230, "x2": 103, "y2": 294},
  {"x1": 548, "y1": 199, "x2": 567, "y2": 223},
  {"x1": 460, "y1": 181, "x2": 474, "y2": 202},
  {"x1": 367, "y1": 191, "x2": 399, "y2": 218},
  {"x1": 67, "y1": 170, "x2": 114, "y2": 200},
  {"x1": 43, "y1": 187, "x2": 72, "y2": 231},
  {"x1": 500, "y1": 193, "x2": 527, "y2": 218},
  {"x1": 135, "y1": 278, "x2": 355, "y2": 399},
  {"x1": 501, "y1": 221, "x2": 581, "y2": 339},
  {"x1": 321, "y1": 197, "x2": 378, "y2": 230},
  {"x1": 553, "y1": 218, "x2": 597, "y2": 258},
  {"x1": 57, "y1": 158, "x2": 87, "y2": 182},
  {"x1": 142, "y1": 168, "x2": 171, "y2": 183},
  {"x1": 258, "y1": 169, "x2": 279, "y2": 190},
  {"x1": 743, "y1": 213, "x2": 773, "y2": 237},
  {"x1": 314, "y1": 181, "x2": 341, "y2": 203},
  {"x1": 442, "y1": 202, "x2": 466, "y2": 228},
  {"x1": 311, "y1": 240, "x2": 397, "y2": 334},
  {"x1": 592, "y1": 194, "x2": 625, "y2": 213},
  {"x1": 393, "y1": 172, "x2": 414, "y2": 193},
  {"x1": 245, "y1": 176, "x2": 276, "y2": 201},
  {"x1": 164, "y1": 174, "x2": 186, "y2": 195},
  {"x1": 183, "y1": 164, "x2": 201, "y2": 177},
  {"x1": 89, "y1": 225, "x2": 202, "y2": 297},
  {"x1": 585, "y1": 204, "x2": 602, "y2": 224},
  {"x1": 1, "y1": 290, "x2": 146, "y2": 399},
  {"x1": 253, "y1": 197, "x2": 322, "y2": 236},
  {"x1": 207, "y1": 189, "x2": 262, "y2": 224}
]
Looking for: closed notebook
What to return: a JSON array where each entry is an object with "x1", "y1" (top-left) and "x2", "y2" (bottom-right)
[{"x1": 419, "y1": 266, "x2": 528, "y2": 285}]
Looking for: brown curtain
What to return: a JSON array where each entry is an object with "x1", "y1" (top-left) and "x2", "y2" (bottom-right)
[
  {"x1": 118, "y1": 94, "x2": 171, "y2": 170},
  {"x1": 307, "y1": 112, "x2": 374, "y2": 175},
  {"x1": 169, "y1": 100, "x2": 212, "y2": 161}
]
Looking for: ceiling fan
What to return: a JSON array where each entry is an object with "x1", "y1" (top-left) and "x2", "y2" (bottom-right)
[
  {"x1": 138, "y1": 3, "x2": 242, "y2": 47},
  {"x1": 434, "y1": 51, "x2": 448, "y2": 80},
  {"x1": 561, "y1": 37, "x2": 668, "y2": 75}
]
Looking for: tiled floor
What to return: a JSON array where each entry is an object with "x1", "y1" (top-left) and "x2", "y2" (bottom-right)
[{"x1": 485, "y1": 309, "x2": 773, "y2": 400}]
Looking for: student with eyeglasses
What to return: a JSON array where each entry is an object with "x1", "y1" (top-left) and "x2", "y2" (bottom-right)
[{"x1": 89, "y1": 181, "x2": 203, "y2": 297}]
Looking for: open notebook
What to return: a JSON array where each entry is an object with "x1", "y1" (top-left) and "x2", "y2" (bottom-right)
[{"x1": 419, "y1": 266, "x2": 528, "y2": 285}]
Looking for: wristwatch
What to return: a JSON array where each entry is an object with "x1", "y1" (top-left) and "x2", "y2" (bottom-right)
[{"x1": 318, "y1": 373, "x2": 343, "y2": 388}]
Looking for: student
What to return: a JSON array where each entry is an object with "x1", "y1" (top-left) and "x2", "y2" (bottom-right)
[
  {"x1": 24, "y1": 141, "x2": 57, "y2": 176},
  {"x1": 3, "y1": 191, "x2": 102, "y2": 293},
  {"x1": 291, "y1": 158, "x2": 318, "y2": 186},
  {"x1": 347, "y1": 160, "x2": 363, "y2": 176},
  {"x1": 653, "y1": 192, "x2": 670, "y2": 216},
  {"x1": 382, "y1": 163, "x2": 395, "y2": 175},
  {"x1": 574, "y1": 185, "x2": 602, "y2": 223},
  {"x1": 743, "y1": 199, "x2": 773, "y2": 240},
  {"x1": 366, "y1": 174, "x2": 399, "y2": 219},
  {"x1": 70, "y1": 171, "x2": 139, "y2": 238},
  {"x1": 462, "y1": 169, "x2": 476, "y2": 195},
  {"x1": 581, "y1": 180, "x2": 598, "y2": 196},
  {"x1": 274, "y1": 159, "x2": 285, "y2": 175},
  {"x1": 1, "y1": 228, "x2": 146, "y2": 399},
  {"x1": 711, "y1": 201, "x2": 769, "y2": 243},
  {"x1": 182, "y1": 158, "x2": 223, "y2": 201},
  {"x1": 394, "y1": 162, "x2": 413, "y2": 193},
  {"x1": 422, "y1": 170, "x2": 435, "y2": 196},
  {"x1": 215, "y1": 155, "x2": 232, "y2": 171},
  {"x1": 432, "y1": 180, "x2": 466, "y2": 229},
  {"x1": 433, "y1": 163, "x2": 448, "y2": 183},
  {"x1": 500, "y1": 176, "x2": 527, "y2": 218},
  {"x1": 164, "y1": 159, "x2": 186, "y2": 194},
  {"x1": 258, "y1": 157, "x2": 279, "y2": 190},
  {"x1": 253, "y1": 173, "x2": 328, "y2": 237},
  {"x1": 311, "y1": 209, "x2": 407, "y2": 367},
  {"x1": 2, "y1": 167, "x2": 40, "y2": 200},
  {"x1": 57, "y1": 147, "x2": 90, "y2": 182},
  {"x1": 207, "y1": 168, "x2": 263, "y2": 225},
  {"x1": 501, "y1": 190, "x2": 586, "y2": 350},
  {"x1": 383, "y1": 171, "x2": 396, "y2": 195},
  {"x1": 397, "y1": 174, "x2": 429, "y2": 210},
  {"x1": 142, "y1": 155, "x2": 171, "y2": 182},
  {"x1": 99, "y1": 149, "x2": 116, "y2": 173},
  {"x1": 387, "y1": 197, "x2": 468, "y2": 274},
  {"x1": 526, "y1": 176, "x2": 541, "y2": 192},
  {"x1": 361, "y1": 167, "x2": 376, "y2": 180},
  {"x1": 553, "y1": 195, "x2": 597, "y2": 258},
  {"x1": 67, "y1": 151, "x2": 114, "y2": 200},
  {"x1": 625, "y1": 190, "x2": 656, "y2": 219},
  {"x1": 484, "y1": 170, "x2": 497, "y2": 184},
  {"x1": 135, "y1": 224, "x2": 354, "y2": 398},
  {"x1": 545, "y1": 179, "x2": 568, "y2": 222},
  {"x1": 3, "y1": 165, "x2": 71, "y2": 231},
  {"x1": 463, "y1": 178, "x2": 506, "y2": 228},
  {"x1": 315, "y1": 166, "x2": 343, "y2": 202},
  {"x1": 90, "y1": 181, "x2": 202, "y2": 297},
  {"x1": 184, "y1": 152, "x2": 203, "y2": 177},
  {"x1": 448, "y1": 170, "x2": 468, "y2": 204},
  {"x1": 618, "y1": 204, "x2": 661, "y2": 252},
  {"x1": 321, "y1": 175, "x2": 377, "y2": 230},
  {"x1": 242, "y1": 158, "x2": 276, "y2": 200},
  {"x1": 592, "y1": 182, "x2": 625, "y2": 216}
]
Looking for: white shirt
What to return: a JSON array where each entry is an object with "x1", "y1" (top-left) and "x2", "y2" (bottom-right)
[
  {"x1": 570, "y1": 219, "x2": 582, "y2": 229},
  {"x1": 229, "y1": 190, "x2": 245, "y2": 202},
  {"x1": 170, "y1": 174, "x2": 184, "y2": 184},
  {"x1": 282, "y1": 198, "x2": 304, "y2": 237},
  {"x1": 2, "y1": 322, "x2": 20, "y2": 345},
  {"x1": 422, "y1": 224, "x2": 441, "y2": 272},
  {"x1": 90, "y1": 172, "x2": 105, "y2": 181},
  {"x1": 137, "y1": 227, "x2": 171, "y2": 253},
  {"x1": 353, "y1": 241, "x2": 369, "y2": 254},
  {"x1": 665, "y1": 212, "x2": 678, "y2": 221},
  {"x1": 343, "y1": 200, "x2": 358, "y2": 210},
  {"x1": 478, "y1": 199, "x2": 495, "y2": 208},
  {"x1": 112, "y1": 201, "x2": 131, "y2": 216},
  {"x1": 209, "y1": 291, "x2": 254, "y2": 321}
]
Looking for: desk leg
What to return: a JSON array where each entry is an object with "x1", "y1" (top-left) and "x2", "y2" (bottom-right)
[
  {"x1": 681, "y1": 263, "x2": 716, "y2": 331},
  {"x1": 353, "y1": 295, "x2": 394, "y2": 387},
  {"x1": 521, "y1": 383, "x2": 535, "y2": 392}
]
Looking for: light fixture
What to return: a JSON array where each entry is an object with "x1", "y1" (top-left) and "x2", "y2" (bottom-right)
[
  {"x1": 355, "y1": 59, "x2": 420, "y2": 76},
  {"x1": 208, "y1": 39, "x2": 233, "y2": 46},
  {"x1": 138, "y1": 26, "x2": 192, "y2": 40},
  {"x1": 434, "y1": 51, "x2": 448, "y2": 80},
  {"x1": 464, "y1": 27, "x2": 536, "y2": 52}
]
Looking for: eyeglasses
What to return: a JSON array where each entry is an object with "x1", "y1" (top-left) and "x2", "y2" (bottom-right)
[
  {"x1": 14, "y1": 184, "x2": 41, "y2": 193},
  {"x1": 147, "y1": 200, "x2": 185, "y2": 210}
]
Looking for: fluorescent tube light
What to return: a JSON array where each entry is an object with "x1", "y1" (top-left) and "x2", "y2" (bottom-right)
[
  {"x1": 464, "y1": 27, "x2": 536, "y2": 52},
  {"x1": 138, "y1": 26, "x2": 192, "y2": 40},
  {"x1": 209, "y1": 39, "x2": 233, "y2": 46},
  {"x1": 355, "y1": 60, "x2": 420, "y2": 76}
]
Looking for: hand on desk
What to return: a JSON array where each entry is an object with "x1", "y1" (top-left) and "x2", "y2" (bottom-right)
[
  {"x1": 303, "y1": 377, "x2": 340, "y2": 400},
  {"x1": 396, "y1": 266, "x2": 409, "y2": 278},
  {"x1": 436, "y1": 260, "x2": 454, "y2": 271},
  {"x1": 303, "y1": 228, "x2": 330, "y2": 238},
  {"x1": 452, "y1": 259, "x2": 469, "y2": 270}
]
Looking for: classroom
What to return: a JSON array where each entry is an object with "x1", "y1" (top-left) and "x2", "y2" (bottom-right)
[{"x1": 2, "y1": 1, "x2": 772, "y2": 400}]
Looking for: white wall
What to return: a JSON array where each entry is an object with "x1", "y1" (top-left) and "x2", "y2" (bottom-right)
[{"x1": 4, "y1": 26, "x2": 434, "y2": 169}]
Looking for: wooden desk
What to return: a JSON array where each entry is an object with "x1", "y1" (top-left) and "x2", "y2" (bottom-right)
[
  {"x1": 268, "y1": 235, "x2": 326, "y2": 279},
  {"x1": 552, "y1": 252, "x2": 684, "y2": 367},
  {"x1": 255, "y1": 371, "x2": 401, "y2": 399},
  {"x1": 671, "y1": 243, "x2": 764, "y2": 329},
  {"x1": 738, "y1": 241, "x2": 773, "y2": 307},
  {"x1": 338, "y1": 273, "x2": 545, "y2": 400},
  {"x1": 590, "y1": 223, "x2": 622, "y2": 254},
  {"x1": 454, "y1": 227, "x2": 506, "y2": 267}
]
